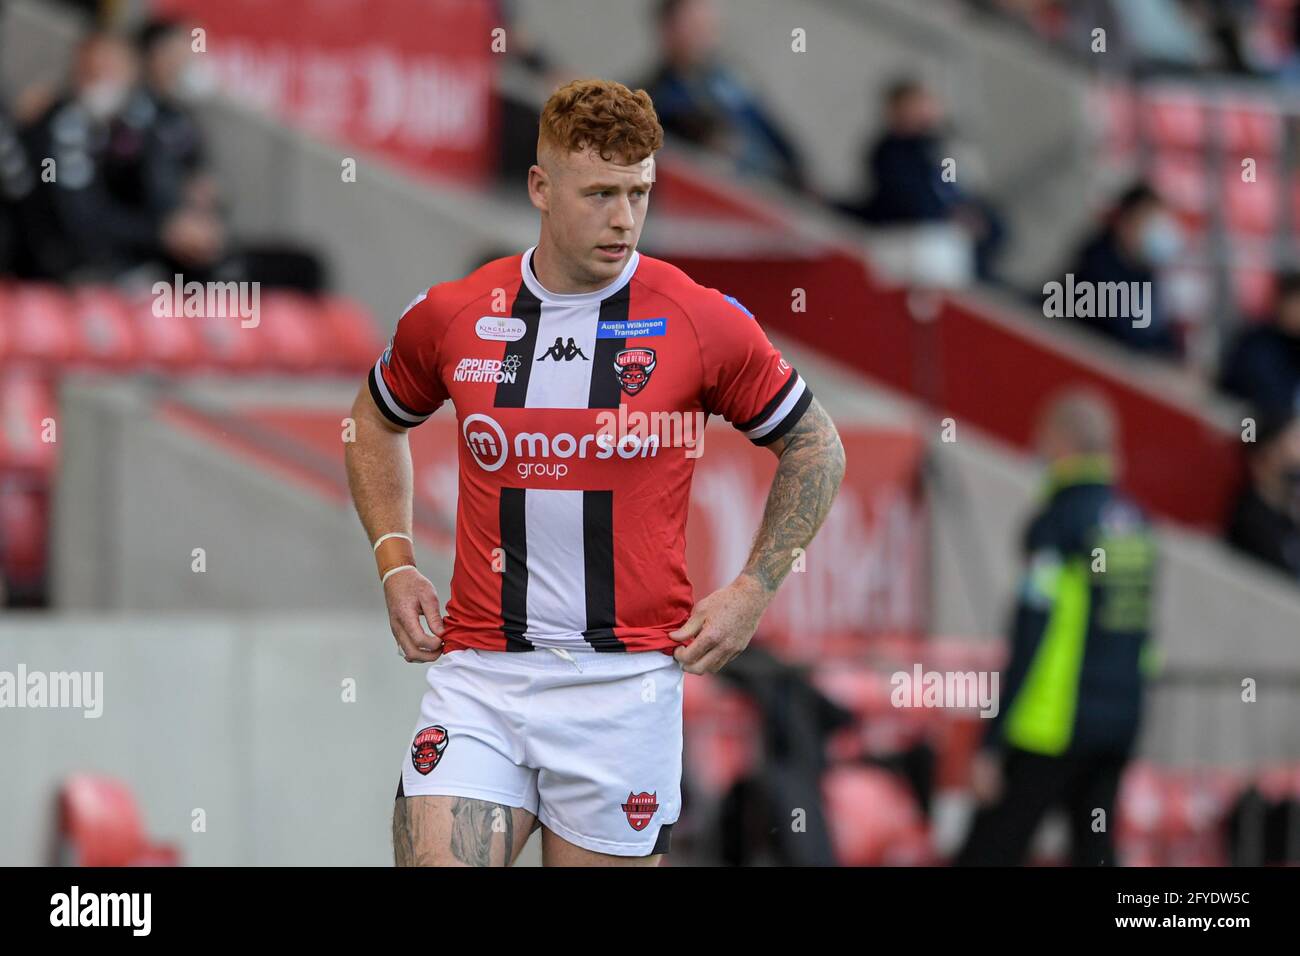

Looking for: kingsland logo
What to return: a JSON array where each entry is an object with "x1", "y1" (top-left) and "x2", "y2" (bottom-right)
[{"x1": 462, "y1": 413, "x2": 661, "y2": 479}]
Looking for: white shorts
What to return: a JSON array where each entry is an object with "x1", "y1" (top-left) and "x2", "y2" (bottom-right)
[{"x1": 398, "y1": 646, "x2": 684, "y2": 857}]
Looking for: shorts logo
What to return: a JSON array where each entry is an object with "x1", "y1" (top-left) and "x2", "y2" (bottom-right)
[
  {"x1": 381, "y1": 338, "x2": 393, "y2": 367},
  {"x1": 621, "y1": 791, "x2": 659, "y2": 831},
  {"x1": 613, "y1": 348, "x2": 656, "y2": 396},
  {"x1": 411, "y1": 725, "x2": 449, "y2": 775}
]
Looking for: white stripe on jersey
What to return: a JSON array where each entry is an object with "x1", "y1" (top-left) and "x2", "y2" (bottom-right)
[
  {"x1": 524, "y1": 301, "x2": 603, "y2": 408},
  {"x1": 742, "y1": 374, "x2": 806, "y2": 440},
  {"x1": 523, "y1": 488, "x2": 589, "y2": 641}
]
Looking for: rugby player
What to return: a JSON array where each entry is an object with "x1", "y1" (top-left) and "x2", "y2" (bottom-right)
[{"x1": 345, "y1": 78, "x2": 845, "y2": 866}]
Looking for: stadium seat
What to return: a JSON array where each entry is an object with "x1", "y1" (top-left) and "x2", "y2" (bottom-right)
[
  {"x1": 821, "y1": 765, "x2": 931, "y2": 865},
  {"x1": 54, "y1": 774, "x2": 180, "y2": 867},
  {"x1": 70, "y1": 286, "x2": 142, "y2": 369}
]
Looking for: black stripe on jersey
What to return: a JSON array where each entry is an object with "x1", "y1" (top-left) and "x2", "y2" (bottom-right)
[
  {"x1": 499, "y1": 487, "x2": 534, "y2": 651},
  {"x1": 495, "y1": 281, "x2": 543, "y2": 408},
  {"x1": 581, "y1": 489, "x2": 625, "y2": 651},
  {"x1": 751, "y1": 385, "x2": 815, "y2": 447},
  {"x1": 368, "y1": 364, "x2": 426, "y2": 428},
  {"x1": 587, "y1": 282, "x2": 632, "y2": 409},
  {"x1": 736, "y1": 370, "x2": 799, "y2": 433}
]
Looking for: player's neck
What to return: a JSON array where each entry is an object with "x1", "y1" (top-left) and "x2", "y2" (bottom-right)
[{"x1": 531, "y1": 240, "x2": 620, "y2": 296}]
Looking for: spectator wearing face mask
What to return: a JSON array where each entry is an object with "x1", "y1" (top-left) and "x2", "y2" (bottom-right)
[
  {"x1": 1226, "y1": 410, "x2": 1300, "y2": 583},
  {"x1": 1056, "y1": 183, "x2": 1184, "y2": 358},
  {"x1": 1219, "y1": 272, "x2": 1300, "y2": 416},
  {"x1": 18, "y1": 30, "x2": 224, "y2": 281}
]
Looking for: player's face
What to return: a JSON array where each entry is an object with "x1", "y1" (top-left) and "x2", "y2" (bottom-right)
[{"x1": 533, "y1": 146, "x2": 653, "y2": 289}]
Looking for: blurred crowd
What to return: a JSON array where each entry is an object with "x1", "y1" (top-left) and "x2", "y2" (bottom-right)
[
  {"x1": 0, "y1": 15, "x2": 324, "y2": 291},
  {"x1": 967, "y1": 0, "x2": 1300, "y2": 79}
]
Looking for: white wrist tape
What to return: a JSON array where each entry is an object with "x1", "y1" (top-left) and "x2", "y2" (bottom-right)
[
  {"x1": 381, "y1": 564, "x2": 417, "y2": 585},
  {"x1": 373, "y1": 532, "x2": 413, "y2": 552}
]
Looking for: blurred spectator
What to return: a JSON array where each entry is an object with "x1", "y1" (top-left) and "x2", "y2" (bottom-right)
[
  {"x1": 18, "y1": 30, "x2": 224, "y2": 281},
  {"x1": 133, "y1": 17, "x2": 217, "y2": 220},
  {"x1": 1055, "y1": 183, "x2": 1183, "y2": 358},
  {"x1": 842, "y1": 78, "x2": 1005, "y2": 282},
  {"x1": 1219, "y1": 272, "x2": 1300, "y2": 415},
  {"x1": 1226, "y1": 410, "x2": 1300, "y2": 582},
  {"x1": 638, "y1": 0, "x2": 808, "y2": 191},
  {"x1": 956, "y1": 389, "x2": 1157, "y2": 866},
  {"x1": 0, "y1": 103, "x2": 36, "y2": 275}
]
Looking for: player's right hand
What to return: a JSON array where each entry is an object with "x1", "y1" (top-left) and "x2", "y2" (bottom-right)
[{"x1": 384, "y1": 569, "x2": 446, "y2": 663}]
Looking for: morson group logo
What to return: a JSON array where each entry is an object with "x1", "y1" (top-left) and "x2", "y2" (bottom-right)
[
  {"x1": 461, "y1": 412, "x2": 662, "y2": 479},
  {"x1": 621, "y1": 791, "x2": 659, "y2": 831}
]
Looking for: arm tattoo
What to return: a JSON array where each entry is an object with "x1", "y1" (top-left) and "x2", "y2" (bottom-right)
[
  {"x1": 450, "y1": 797, "x2": 514, "y2": 867},
  {"x1": 742, "y1": 398, "x2": 845, "y2": 593}
]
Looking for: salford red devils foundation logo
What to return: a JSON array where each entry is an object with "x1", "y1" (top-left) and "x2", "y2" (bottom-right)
[
  {"x1": 411, "y1": 725, "x2": 449, "y2": 775},
  {"x1": 613, "y1": 348, "x2": 656, "y2": 396},
  {"x1": 621, "y1": 791, "x2": 659, "y2": 831}
]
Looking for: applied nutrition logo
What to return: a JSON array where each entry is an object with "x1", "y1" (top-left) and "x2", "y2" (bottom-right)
[{"x1": 0, "y1": 665, "x2": 103, "y2": 718}]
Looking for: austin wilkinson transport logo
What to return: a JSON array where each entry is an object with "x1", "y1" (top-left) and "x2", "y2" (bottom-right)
[{"x1": 622, "y1": 791, "x2": 659, "y2": 831}]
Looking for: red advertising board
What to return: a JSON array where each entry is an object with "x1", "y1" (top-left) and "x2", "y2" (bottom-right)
[{"x1": 155, "y1": 0, "x2": 498, "y2": 183}]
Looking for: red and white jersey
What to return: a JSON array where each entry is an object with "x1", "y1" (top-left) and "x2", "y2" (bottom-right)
[{"x1": 367, "y1": 246, "x2": 813, "y2": 654}]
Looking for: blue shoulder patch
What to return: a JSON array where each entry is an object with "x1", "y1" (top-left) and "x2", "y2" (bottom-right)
[{"x1": 723, "y1": 294, "x2": 754, "y2": 319}]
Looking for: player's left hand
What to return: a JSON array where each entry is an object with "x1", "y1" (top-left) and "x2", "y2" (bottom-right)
[{"x1": 668, "y1": 574, "x2": 771, "y2": 675}]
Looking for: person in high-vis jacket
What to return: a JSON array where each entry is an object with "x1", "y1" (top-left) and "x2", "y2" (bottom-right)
[{"x1": 956, "y1": 388, "x2": 1159, "y2": 866}]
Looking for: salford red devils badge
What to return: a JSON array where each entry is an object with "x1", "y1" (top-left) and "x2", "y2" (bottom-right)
[
  {"x1": 621, "y1": 791, "x2": 659, "y2": 831},
  {"x1": 613, "y1": 348, "x2": 656, "y2": 396},
  {"x1": 411, "y1": 725, "x2": 449, "y2": 775}
]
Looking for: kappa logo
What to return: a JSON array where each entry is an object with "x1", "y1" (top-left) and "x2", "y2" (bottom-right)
[
  {"x1": 613, "y1": 347, "x2": 656, "y2": 396},
  {"x1": 621, "y1": 791, "x2": 659, "y2": 831},
  {"x1": 411, "y1": 725, "x2": 449, "y2": 775},
  {"x1": 537, "y1": 336, "x2": 589, "y2": 361}
]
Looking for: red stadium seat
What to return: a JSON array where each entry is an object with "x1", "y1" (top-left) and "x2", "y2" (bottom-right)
[
  {"x1": 1217, "y1": 98, "x2": 1283, "y2": 156},
  {"x1": 55, "y1": 774, "x2": 179, "y2": 867},
  {"x1": 1143, "y1": 89, "x2": 1208, "y2": 151},
  {"x1": 1150, "y1": 153, "x2": 1209, "y2": 232},
  {"x1": 821, "y1": 765, "x2": 931, "y2": 865},
  {"x1": 124, "y1": 288, "x2": 204, "y2": 371},
  {"x1": 70, "y1": 286, "x2": 142, "y2": 369},
  {"x1": 320, "y1": 295, "x2": 385, "y2": 372},
  {"x1": 257, "y1": 291, "x2": 326, "y2": 372},
  {"x1": 1222, "y1": 163, "x2": 1279, "y2": 237},
  {"x1": 0, "y1": 472, "x2": 48, "y2": 591},
  {"x1": 0, "y1": 368, "x2": 58, "y2": 472},
  {"x1": 1, "y1": 284, "x2": 76, "y2": 365}
]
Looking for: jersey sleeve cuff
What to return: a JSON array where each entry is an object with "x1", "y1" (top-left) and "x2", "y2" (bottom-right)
[
  {"x1": 739, "y1": 372, "x2": 813, "y2": 446},
  {"x1": 368, "y1": 359, "x2": 435, "y2": 428}
]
